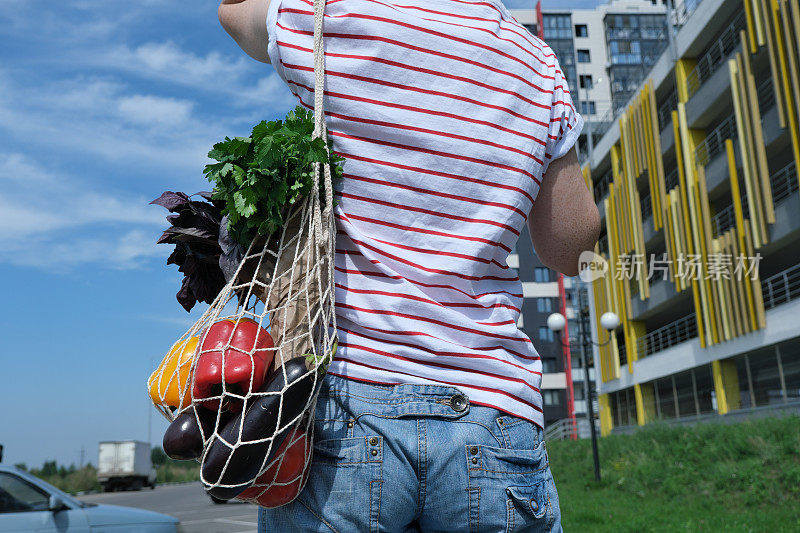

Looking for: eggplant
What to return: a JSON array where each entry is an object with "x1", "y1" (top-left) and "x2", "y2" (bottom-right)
[
  {"x1": 163, "y1": 407, "x2": 218, "y2": 460},
  {"x1": 201, "y1": 358, "x2": 318, "y2": 500}
]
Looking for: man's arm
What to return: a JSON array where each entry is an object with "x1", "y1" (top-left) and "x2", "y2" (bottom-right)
[
  {"x1": 218, "y1": 0, "x2": 272, "y2": 63},
  {"x1": 527, "y1": 149, "x2": 601, "y2": 277}
]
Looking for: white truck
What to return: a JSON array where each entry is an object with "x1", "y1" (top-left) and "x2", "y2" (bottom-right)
[{"x1": 97, "y1": 441, "x2": 157, "y2": 492}]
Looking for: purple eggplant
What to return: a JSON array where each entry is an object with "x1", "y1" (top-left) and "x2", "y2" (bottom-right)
[
  {"x1": 201, "y1": 358, "x2": 318, "y2": 500},
  {"x1": 163, "y1": 407, "x2": 218, "y2": 460}
]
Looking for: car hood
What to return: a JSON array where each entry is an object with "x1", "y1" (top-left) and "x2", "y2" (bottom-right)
[{"x1": 82, "y1": 503, "x2": 178, "y2": 526}]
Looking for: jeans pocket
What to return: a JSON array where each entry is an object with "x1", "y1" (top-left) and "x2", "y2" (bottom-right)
[
  {"x1": 466, "y1": 443, "x2": 556, "y2": 532},
  {"x1": 506, "y1": 483, "x2": 549, "y2": 531}
]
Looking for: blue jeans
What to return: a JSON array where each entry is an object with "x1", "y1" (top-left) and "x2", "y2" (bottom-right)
[{"x1": 258, "y1": 373, "x2": 562, "y2": 532}]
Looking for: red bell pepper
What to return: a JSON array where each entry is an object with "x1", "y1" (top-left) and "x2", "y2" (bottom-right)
[
  {"x1": 193, "y1": 318, "x2": 275, "y2": 412},
  {"x1": 235, "y1": 427, "x2": 310, "y2": 508}
]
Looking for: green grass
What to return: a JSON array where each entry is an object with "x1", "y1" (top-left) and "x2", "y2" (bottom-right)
[{"x1": 548, "y1": 415, "x2": 800, "y2": 532}]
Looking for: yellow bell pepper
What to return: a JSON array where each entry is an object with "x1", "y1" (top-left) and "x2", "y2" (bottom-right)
[{"x1": 148, "y1": 336, "x2": 198, "y2": 410}]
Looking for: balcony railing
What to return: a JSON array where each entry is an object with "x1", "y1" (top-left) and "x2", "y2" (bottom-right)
[
  {"x1": 658, "y1": 89, "x2": 678, "y2": 131},
  {"x1": 711, "y1": 197, "x2": 748, "y2": 236},
  {"x1": 712, "y1": 160, "x2": 798, "y2": 236},
  {"x1": 772, "y1": 161, "x2": 799, "y2": 204},
  {"x1": 695, "y1": 114, "x2": 737, "y2": 166},
  {"x1": 762, "y1": 262, "x2": 800, "y2": 310},
  {"x1": 665, "y1": 167, "x2": 680, "y2": 191},
  {"x1": 757, "y1": 77, "x2": 775, "y2": 115},
  {"x1": 598, "y1": 233, "x2": 609, "y2": 255},
  {"x1": 593, "y1": 105, "x2": 617, "y2": 139},
  {"x1": 685, "y1": 12, "x2": 746, "y2": 99},
  {"x1": 636, "y1": 314, "x2": 699, "y2": 358},
  {"x1": 641, "y1": 193, "x2": 653, "y2": 221},
  {"x1": 594, "y1": 170, "x2": 613, "y2": 203}
]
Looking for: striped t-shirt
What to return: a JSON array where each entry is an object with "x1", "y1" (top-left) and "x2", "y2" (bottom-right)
[{"x1": 266, "y1": 0, "x2": 582, "y2": 428}]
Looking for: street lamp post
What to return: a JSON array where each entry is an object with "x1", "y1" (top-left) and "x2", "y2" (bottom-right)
[{"x1": 548, "y1": 304, "x2": 619, "y2": 483}]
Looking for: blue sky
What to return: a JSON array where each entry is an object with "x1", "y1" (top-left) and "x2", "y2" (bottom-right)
[{"x1": 0, "y1": 0, "x2": 601, "y2": 469}]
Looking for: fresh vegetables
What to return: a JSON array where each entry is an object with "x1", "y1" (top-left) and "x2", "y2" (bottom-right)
[
  {"x1": 163, "y1": 407, "x2": 219, "y2": 461},
  {"x1": 193, "y1": 318, "x2": 275, "y2": 412},
  {"x1": 148, "y1": 336, "x2": 199, "y2": 410},
  {"x1": 235, "y1": 427, "x2": 311, "y2": 508},
  {"x1": 202, "y1": 358, "x2": 316, "y2": 500},
  {"x1": 151, "y1": 192, "x2": 225, "y2": 312},
  {"x1": 203, "y1": 106, "x2": 344, "y2": 247}
]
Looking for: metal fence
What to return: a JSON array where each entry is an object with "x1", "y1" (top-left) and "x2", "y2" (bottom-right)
[
  {"x1": 641, "y1": 193, "x2": 653, "y2": 221},
  {"x1": 762, "y1": 262, "x2": 800, "y2": 310},
  {"x1": 771, "y1": 161, "x2": 799, "y2": 204},
  {"x1": 658, "y1": 89, "x2": 678, "y2": 131},
  {"x1": 593, "y1": 105, "x2": 617, "y2": 139},
  {"x1": 665, "y1": 167, "x2": 680, "y2": 190},
  {"x1": 685, "y1": 12, "x2": 746, "y2": 99},
  {"x1": 598, "y1": 233, "x2": 608, "y2": 255},
  {"x1": 636, "y1": 313, "x2": 699, "y2": 358},
  {"x1": 757, "y1": 77, "x2": 775, "y2": 115},
  {"x1": 695, "y1": 114, "x2": 737, "y2": 166},
  {"x1": 594, "y1": 170, "x2": 613, "y2": 203},
  {"x1": 711, "y1": 160, "x2": 796, "y2": 237}
]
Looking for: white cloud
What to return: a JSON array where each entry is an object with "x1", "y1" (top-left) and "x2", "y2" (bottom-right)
[
  {"x1": 122, "y1": 41, "x2": 252, "y2": 86},
  {"x1": 117, "y1": 95, "x2": 194, "y2": 127},
  {"x1": 0, "y1": 72, "x2": 217, "y2": 175},
  {"x1": 93, "y1": 41, "x2": 294, "y2": 108},
  {"x1": 0, "y1": 153, "x2": 168, "y2": 269}
]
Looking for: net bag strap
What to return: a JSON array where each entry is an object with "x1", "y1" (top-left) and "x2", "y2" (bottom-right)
[{"x1": 310, "y1": 0, "x2": 334, "y2": 249}]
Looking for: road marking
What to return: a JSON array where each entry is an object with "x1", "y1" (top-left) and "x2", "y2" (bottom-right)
[
  {"x1": 180, "y1": 517, "x2": 258, "y2": 526},
  {"x1": 215, "y1": 518, "x2": 259, "y2": 526}
]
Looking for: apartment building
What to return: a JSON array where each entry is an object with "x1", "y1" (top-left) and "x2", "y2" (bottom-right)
[
  {"x1": 512, "y1": 228, "x2": 595, "y2": 426},
  {"x1": 511, "y1": 0, "x2": 669, "y2": 160},
  {"x1": 583, "y1": 0, "x2": 800, "y2": 434}
]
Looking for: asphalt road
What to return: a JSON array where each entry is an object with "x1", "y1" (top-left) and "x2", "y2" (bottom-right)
[{"x1": 77, "y1": 483, "x2": 260, "y2": 533}]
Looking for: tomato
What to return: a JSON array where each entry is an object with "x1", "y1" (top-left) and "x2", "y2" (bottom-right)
[{"x1": 236, "y1": 427, "x2": 311, "y2": 508}]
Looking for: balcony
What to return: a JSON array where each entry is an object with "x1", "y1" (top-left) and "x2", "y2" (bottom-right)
[
  {"x1": 657, "y1": 89, "x2": 678, "y2": 131},
  {"x1": 694, "y1": 114, "x2": 737, "y2": 167},
  {"x1": 665, "y1": 167, "x2": 679, "y2": 191},
  {"x1": 636, "y1": 313, "x2": 699, "y2": 359},
  {"x1": 685, "y1": 12, "x2": 746, "y2": 100},
  {"x1": 762, "y1": 262, "x2": 800, "y2": 311},
  {"x1": 712, "y1": 161, "x2": 798, "y2": 237},
  {"x1": 594, "y1": 170, "x2": 613, "y2": 204}
]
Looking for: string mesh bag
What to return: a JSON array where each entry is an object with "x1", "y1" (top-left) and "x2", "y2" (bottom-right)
[{"x1": 148, "y1": 0, "x2": 337, "y2": 506}]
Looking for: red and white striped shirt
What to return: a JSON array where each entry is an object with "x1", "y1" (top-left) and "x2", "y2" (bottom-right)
[{"x1": 267, "y1": 0, "x2": 582, "y2": 428}]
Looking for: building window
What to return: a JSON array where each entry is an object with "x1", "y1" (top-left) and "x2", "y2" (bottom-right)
[
  {"x1": 575, "y1": 24, "x2": 588, "y2": 37},
  {"x1": 542, "y1": 358, "x2": 559, "y2": 373},
  {"x1": 577, "y1": 49, "x2": 591, "y2": 63},
  {"x1": 656, "y1": 376, "x2": 677, "y2": 419},
  {"x1": 780, "y1": 341, "x2": 800, "y2": 403},
  {"x1": 539, "y1": 326, "x2": 555, "y2": 343},
  {"x1": 579, "y1": 74, "x2": 593, "y2": 89},
  {"x1": 573, "y1": 384, "x2": 585, "y2": 401},
  {"x1": 537, "y1": 298, "x2": 554, "y2": 313},
  {"x1": 749, "y1": 348, "x2": 785, "y2": 406},
  {"x1": 543, "y1": 390, "x2": 561, "y2": 405},
  {"x1": 534, "y1": 267, "x2": 551, "y2": 282},
  {"x1": 674, "y1": 370, "x2": 698, "y2": 418},
  {"x1": 580, "y1": 101, "x2": 596, "y2": 115}
]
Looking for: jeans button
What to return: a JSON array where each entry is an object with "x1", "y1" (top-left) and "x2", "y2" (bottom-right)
[
  {"x1": 450, "y1": 394, "x2": 468, "y2": 412},
  {"x1": 531, "y1": 500, "x2": 539, "y2": 512}
]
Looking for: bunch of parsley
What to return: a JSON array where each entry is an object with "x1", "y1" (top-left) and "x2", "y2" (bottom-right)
[{"x1": 204, "y1": 106, "x2": 344, "y2": 246}]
